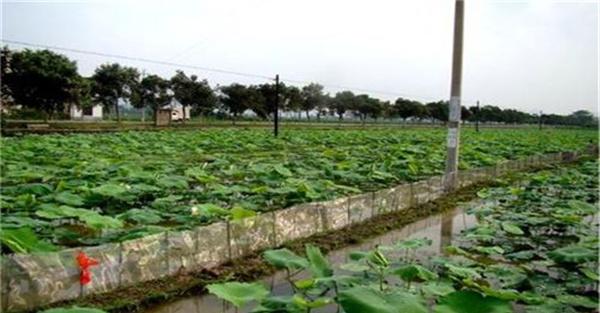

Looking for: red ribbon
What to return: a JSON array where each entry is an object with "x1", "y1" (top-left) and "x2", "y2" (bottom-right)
[{"x1": 76, "y1": 251, "x2": 99, "y2": 285}]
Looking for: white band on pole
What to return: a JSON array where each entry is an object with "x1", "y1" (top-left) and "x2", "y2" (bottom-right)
[
  {"x1": 449, "y1": 96, "x2": 461, "y2": 122},
  {"x1": 447, "y1": 128, "x2": 458, "y2": 148}
]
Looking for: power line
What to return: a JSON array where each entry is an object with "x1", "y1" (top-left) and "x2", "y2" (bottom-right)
[
  {"x1": 1, "y1": 39, "x2": 273, "y2": 80},
  {"x1": 1, "y1": 38, "x2": 474, "y2": 104},
  {"x1": 282, "y1": 77, "x2": 442, "y2": 102}
]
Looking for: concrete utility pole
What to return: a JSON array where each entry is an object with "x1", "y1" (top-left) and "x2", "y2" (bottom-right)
[
  {"x1": 444, "y1": 0, "x2": 465, "y2": 191},
  {"x1": 141, "y1": 70, "x2": 146, "y2": 122},
  {"x1": 475, "y1": 100, "x2": 480, "y2": 132},
  {"x1": 274, "y1": 74, "x2": 280, "y2": 137},
  {"x1": 538, "y1": 110, "x2": 543, "y2": 130}
]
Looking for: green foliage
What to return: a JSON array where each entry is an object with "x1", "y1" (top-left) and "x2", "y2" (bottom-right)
[
  {"x1": 434, "y1": 291, "x2": 511, "y2": 313},
  {"x1": 206, "y1": 282, "x2": 269, "y2": 308},
  {"x1": 305, "y1": 244, "x2": 333, "y2": 278},
  {"x1": 394, "y1": 264, "x2": 438, "y2": 282},
  {"x1": 262, "y1": 248, "x2": 308, "y2": 270},
  {"x1": 500, "y1": 221, "x2": 524, "y2": 235},
  {"x1": 339, "y1": 287, "x2": 427, "y2": 313},
  {"x1": 91, "y1": 63, "x2": 139, "y2": 122},
  {"x1": 2, "y1": 48, "x2": 81, "y2": 118},
  {"x1": 207, "y1": 160, "x2": 598, "y2": 313},
  {"x1": 0, "y1": 128, "x2": 596, "y2": 251},
  {"x1": 170, "y1": 70, "x2": 216, "y2": 116},
  {"x1": 0, "y1": 227, "x2": 57, "y2": 253},
  {"x1": 548, "y1": 245, "x2": 597, "y2": 264}
]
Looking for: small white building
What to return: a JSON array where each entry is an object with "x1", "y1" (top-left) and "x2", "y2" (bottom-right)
[
  {"x1": 162, "y1": 99, "x2": 191, "y2": 121},
  {"x1": 70, "y1": 105, "x2": 103, "y2": 120}
]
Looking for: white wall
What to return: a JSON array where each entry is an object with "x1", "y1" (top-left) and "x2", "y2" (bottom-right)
[{"x1": 70, "y1": 105, "x2": 103, "y2": 119}]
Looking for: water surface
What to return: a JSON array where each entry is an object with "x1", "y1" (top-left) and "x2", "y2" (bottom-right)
[{"x1": 145, "y1": 203, "x2": 481, "y2": 313}]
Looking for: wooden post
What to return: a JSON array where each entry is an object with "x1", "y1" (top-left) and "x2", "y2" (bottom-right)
[
  {"x1": 538, "y1": 110, "x2": 543, "y2": 130},
  {"x1": 475, "y1": 100, "x2": 479, "y2": 132},
  {"x1": 274, "y1": 74, "x2": 280, "y2": 137},
  {"x1": 444, "y1": 0, "x2": 465, "y2": 191}
]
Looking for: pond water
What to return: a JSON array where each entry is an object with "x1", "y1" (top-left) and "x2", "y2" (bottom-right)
[{"x1": 145, "y1": 202, "x2": 482, "y2": 313}]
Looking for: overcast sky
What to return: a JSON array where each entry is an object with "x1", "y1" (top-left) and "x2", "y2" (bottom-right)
[{"x1": 2, "y1": 0, "x2": 598, "y2": 115}]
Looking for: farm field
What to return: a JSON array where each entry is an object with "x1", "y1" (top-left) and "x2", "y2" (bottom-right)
[
  {"x1": 0, "y1": 128, "x2": 597, "y2": 252},
  {"x1": 207, "y1": 159, "x2": 599, "y2": 313}
]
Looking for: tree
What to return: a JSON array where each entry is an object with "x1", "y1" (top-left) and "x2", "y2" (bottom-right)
[
  {"x1": 282, "y1": 85, "x2": 303, "y2": 117},
  {"x1": 255, "y1": 83, "x2": 279, "y2": 120},
  {"x1": 1, "y1": 46, "x2": 13, "y2": 108},
  {"x1": 219, "y1": 84, "x2": 260, "y2": 123},
  {"x1": 330, "y1": 91, "x2": 355, "y2": 120},
  {"x1": 394, "y1": 98, "x2": 423, "y2": 121},
  {"x1": 91, "y1": 63, "x2": 139, "y2": 122},
  {"x1": 461, "y1": 106, "x2": 472, "y2": 123},
  {"x1": 69, "y1": 76, "x2": 93, "y2": 116},
  {"x1": 479, "y1": 105, "x2": 503, "y2": 123},
  {"x1": 170, "y1": 70, "x2": 216, "y2": 121},
  {"x1": 352, "y1": 94, "x2": 382, "y2": 122},
  {"x1": 568, "y1": 110, "x2": 596, "y2": 127},
  {"x1": 300, "y1": 83, "x2": 326, "y2": 120},
  {"x1": 468, "y1": 105, "x2": 480, "y2": 122},
  {"x1": 425, "y1": 100, "x2": 449, "y2": 122},
  {"x1": 3, "y1": 49, "x2": 80, "y2": 119},
  {"x1": 135, "y1": 74, "x2": 172, "y2": 125}
]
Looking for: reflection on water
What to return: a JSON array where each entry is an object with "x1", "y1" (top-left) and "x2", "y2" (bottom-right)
[{"x1": 145, "y1": 203, "x2": 481, "y2": 313}]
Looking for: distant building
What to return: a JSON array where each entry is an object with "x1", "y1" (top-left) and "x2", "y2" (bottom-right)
[
  {"x1": 162, "y1": 99, "x2": 191, "y2": 121},
  {"x1": 69, "y1": 105, "x2": 103, "y2": 120}
]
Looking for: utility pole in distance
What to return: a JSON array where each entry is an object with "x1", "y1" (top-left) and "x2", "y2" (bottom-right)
[
  {"x1": 444, "y1": 0, "x2": 465, "y2": 191},
  {"x1": 274, "y1": 74, "x2": 280, "y2": 137},
  {"x1": 475, "y1": 100, "x2": 480, "y2": 132},
  {"x1": 538, "y1": 110, "x2": 543, "y2": 130}
]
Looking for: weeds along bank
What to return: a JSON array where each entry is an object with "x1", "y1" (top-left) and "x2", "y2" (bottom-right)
[
  {"x1": 206, "y1": 159, "x2": 599, "y2": 313},
  {"x1": 0, "y1": 128, "x2": 597, "y2": 251}
]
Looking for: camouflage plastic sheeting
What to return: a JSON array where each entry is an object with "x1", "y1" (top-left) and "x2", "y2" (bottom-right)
[{"x1": 2, "y1": 148, "x2": 594, "y2": 312}]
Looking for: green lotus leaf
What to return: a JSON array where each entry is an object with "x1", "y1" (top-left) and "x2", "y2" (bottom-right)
[
  {"x1": 117, "y1": 208, "x2": 163, "y2": 225},
  {"x1": 54, "y1": 192, "x2": 86, "y2": 207},
  {"x1": 501, "y1": 222, "x2": 524, "y2": 235},
  {"x1": 0, "y1": 227, "x2": 57, "y2": 253},
  {"x1": 556, "y1": 294, "x2": 597, "y2": 309},
  {"x1": 91, "y1": 183, "x2": 128, "y2": 198},
  {"x1": 305, "y1": 244, "x2": 333, "y2": 278},
  {"x1": 230, "y1": 206, "x2": 256, "y2": 221},
  {"x1": 262, "y1": 248, "x2": 308, "y2": 270},
  {"x1": 434, "y1": 290, "x2": 511, "y2": 313},
  {"x1": 156, "y1": 175, "x2": 189, "y2": 190},
  {"x1": 339, "y1": 286, "x2": 427, "y2": 313},
  {"x1": 548, "y1": 245, "x2": 597, "y2": 264},
  {"x1": 393, "y1": 264, "x2": 438, "y2": 282},
  {"x1": 207, "y1": 282, "x2": 269, "y2": 308},
  {"x1": 421, "y1": 281, "x2": 456, "y2": 297}
]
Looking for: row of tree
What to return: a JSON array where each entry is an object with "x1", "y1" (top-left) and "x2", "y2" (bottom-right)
[{"x1": 1, "y1": 47, "x2": 597, "y2": 127}]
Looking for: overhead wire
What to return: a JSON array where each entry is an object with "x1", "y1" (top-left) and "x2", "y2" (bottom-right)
[{"x1": 2, "y1": 38, "x2": 478, "y2": 105}]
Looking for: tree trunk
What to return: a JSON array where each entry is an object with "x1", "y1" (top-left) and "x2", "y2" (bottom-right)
[
  {"x1": 305, "y1": 110, "x2": 310, "y2": 120},
  {"x1": 141, "y1": 108, "x2": 145, "y2": 122},
  {"x1": 115, "y1": 101, "x2": 121, "y2": 123},
  {"x1": 154, "y1": 109, "x2": 158, "y2": 126},
  {"x1": 182, "y1": 105, "x2": 187, "y2": 124}
]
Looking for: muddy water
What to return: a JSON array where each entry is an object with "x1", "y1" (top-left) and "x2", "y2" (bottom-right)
[{"x1": 145, "y1": 203, "x2": 482, "y2": 313}]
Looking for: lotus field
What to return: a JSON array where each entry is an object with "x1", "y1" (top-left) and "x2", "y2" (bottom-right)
[
  {"x1": 209, "y1": 159, "x2": 599, "y2": 313},
  {"x1": 0, "y1": 128, "x2": 597, "y2": 252}
]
